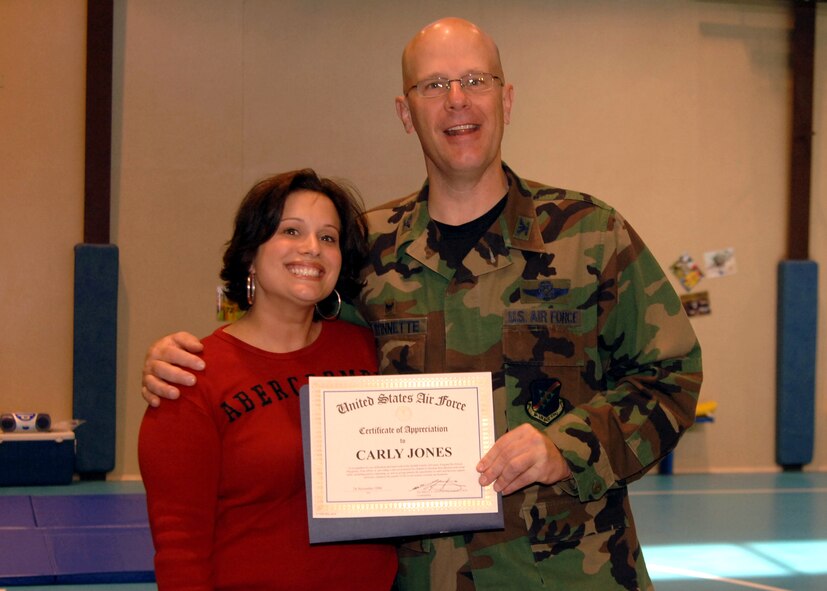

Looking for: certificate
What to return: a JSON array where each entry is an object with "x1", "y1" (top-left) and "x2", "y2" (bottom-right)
[{"x1": 300, "y1": 372, "x2": 503, "y2": 543}]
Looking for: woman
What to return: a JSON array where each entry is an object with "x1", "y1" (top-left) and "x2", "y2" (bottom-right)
[{"x1": 139, "y1": 169, "x2": 397, "y2": 590}]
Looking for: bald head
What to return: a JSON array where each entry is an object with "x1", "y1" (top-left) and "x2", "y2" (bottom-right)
[{"x1": 401, "y1": 17, "x2": 504, "y2": 92}]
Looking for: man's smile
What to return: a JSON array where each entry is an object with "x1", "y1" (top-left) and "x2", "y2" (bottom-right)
[{"x1": 445, "y1": 123, "x2": 480, "y2": 136}]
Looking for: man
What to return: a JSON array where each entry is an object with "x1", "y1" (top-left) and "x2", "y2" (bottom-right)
[{"x1": 143, "y1": 17, "x2": 702, "y2": 591}]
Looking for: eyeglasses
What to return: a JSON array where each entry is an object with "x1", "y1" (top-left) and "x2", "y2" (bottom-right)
[{"x1": 405, "y1": 72, "x2": 503, "y2": 98}]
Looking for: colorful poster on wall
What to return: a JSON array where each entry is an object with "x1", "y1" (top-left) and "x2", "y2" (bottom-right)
[
  {"x1": 680, "y1": 291, "x2": 711, "y2": 317},
  {"x1": 704, "y1": 247, "x2": 737, "y2": 277},
  {"x1": 670, "y1": 253, "x2": 704, "y2": 292}
]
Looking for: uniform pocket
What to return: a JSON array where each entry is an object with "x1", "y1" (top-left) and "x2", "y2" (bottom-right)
[
  {"x1": 520, "y1": 488, "x2": 629, "y2": 545},
  {"x1": 370, "y1": 318, "x2": 428, "y2": 374},
  {"x1": 502, "y1": 321, "x2": 584, "y2": 430},
  {"x1": 519, "y1": 490, "x2": 642, "y2": 589}
]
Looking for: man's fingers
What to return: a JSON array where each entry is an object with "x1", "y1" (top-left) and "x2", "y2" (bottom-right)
[
  {"x1": 141, "y1": 386, "x2": 162, "y2": 408},
  {"x1": 169, "y1": 332, "x2": 205, "y2": 355},
  {"x1": 476, "y1": 430, "x2": 518, "y2": 486},
  {"x1": 145, "y1": 342, "x2": 204, "y2": 374},
  {"x1": 482, "y1": 446, "x2": 535, "y2": 493},
  {"x1": 140, "y1": 332, "x2": 205, "y2": 406},
  {"x1": 142, "y1": 372, "x2": 182, "y2": 401}
]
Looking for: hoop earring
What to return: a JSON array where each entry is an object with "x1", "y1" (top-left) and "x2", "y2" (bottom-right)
[
  {"x1": 246, "y1": 272, "x2": 256, "y2": 306},
  {"x1": 315, "y1": 289, "x2": 342, "y2": 320}
]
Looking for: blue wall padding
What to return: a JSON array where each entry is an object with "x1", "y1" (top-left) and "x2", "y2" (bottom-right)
[
  {"x1": 776, "y1": 260, "x2": 818, "y2": 466},
  {"x1": 73, "y1": 243, "x2": 119, "y2": 474}
]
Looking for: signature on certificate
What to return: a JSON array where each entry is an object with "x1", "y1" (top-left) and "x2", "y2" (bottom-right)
[{"x1": 411, "y1": 479, "x2": 467, "y2": 493}]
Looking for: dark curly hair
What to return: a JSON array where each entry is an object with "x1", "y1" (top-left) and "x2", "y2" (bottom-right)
[{"x1": 220, "y1": 169, "x2": 369, "y2": 317}]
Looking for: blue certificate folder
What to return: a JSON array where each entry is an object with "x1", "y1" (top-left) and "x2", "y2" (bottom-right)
[{"x1": 300, "y1": 384, "x2": 504, "y2": 543}]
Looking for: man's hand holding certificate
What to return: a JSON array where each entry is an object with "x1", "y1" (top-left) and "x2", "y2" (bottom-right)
[{"x1": 300, "y1": 372, "x2": 504, "y2": 542}]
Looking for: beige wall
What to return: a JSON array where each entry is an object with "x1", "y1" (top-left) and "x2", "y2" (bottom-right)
[
  {"x1": 1, "y1": 0, "x2": 825, "y2": 479},
  {"x1": 1, "y1": 1, "x2": 86, "y2": 429}
]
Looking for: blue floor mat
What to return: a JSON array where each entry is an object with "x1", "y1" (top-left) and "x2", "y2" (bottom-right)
[
  {"x1": 0, "y1": 494, "x2": 37, "y2": 527},
  {"x1": 0, "y1": 529, "x2": 53, "y2": 586},
  {"x1": 0, "y1": 493, "x2": 155, "y2": 585},
  {"x1": 32, "y1": 493, "x2": 149, "y2": 527}
]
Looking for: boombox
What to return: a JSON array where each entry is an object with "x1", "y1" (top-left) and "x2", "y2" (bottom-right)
[{"x1": 0, "y1": 412, "x2": 51, "y2": 432}]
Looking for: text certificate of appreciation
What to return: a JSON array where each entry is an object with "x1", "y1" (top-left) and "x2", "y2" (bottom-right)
[{"x1": 301, "y1": 372, "x2": 503, "y2": 542}]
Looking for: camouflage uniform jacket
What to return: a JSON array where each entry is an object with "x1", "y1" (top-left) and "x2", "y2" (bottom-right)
[{"x1": 355, "y1": 164, "x2": 703, "y2": 591}]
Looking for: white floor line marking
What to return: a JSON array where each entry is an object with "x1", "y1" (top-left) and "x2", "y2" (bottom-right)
[
  {"x1": 649, "y1": 565, "x2": 791, "y2": 591},
  {"x1": 631, "y1": 487, "x2": 827, "y2": 496}
]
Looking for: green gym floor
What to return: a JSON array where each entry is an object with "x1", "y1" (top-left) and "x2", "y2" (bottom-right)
[{"x1": 1, "y1": 472, "x2": 825, "y2": 591}]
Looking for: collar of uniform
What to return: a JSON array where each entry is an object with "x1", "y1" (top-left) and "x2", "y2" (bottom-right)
[
  {"x1": 394, "y1": 180, "x2": 432, "y2": 252},
  {"x1": 392, "y1": 165, "x2": 550, "y2": 274},
  {"x1": 498, "y1": 163, "x2": 549, "y2": 254},
  {"x1": 393, "y1": 182, "x2": 447, "y2": 275}
]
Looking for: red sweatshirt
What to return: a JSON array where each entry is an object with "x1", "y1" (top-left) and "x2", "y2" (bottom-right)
[{"x1": 139, "y1": 321, "x2": 397, "y2": 590}]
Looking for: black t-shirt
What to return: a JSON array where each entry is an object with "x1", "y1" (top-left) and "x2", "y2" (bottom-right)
[{"x1": 433, "y1": 195, "x2": 508, "y2": 270}]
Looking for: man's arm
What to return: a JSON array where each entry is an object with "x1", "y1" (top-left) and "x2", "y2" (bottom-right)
[
  {"x1": 545, "y1": 214, "x2": 702, "y2": 501},
  {"x1": 478, "y1": 211, "x2": 702, "y2": 499},
  {"x1": 141, "y1": 332, "x2": 205, "y2": 407}
]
